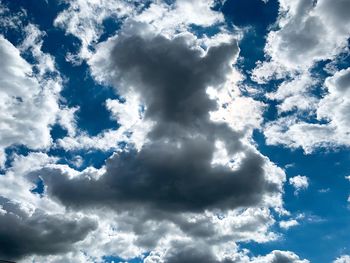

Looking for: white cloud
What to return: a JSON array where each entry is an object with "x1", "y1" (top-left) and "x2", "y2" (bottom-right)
[
  {"x1": 252, "y1": 0, "x2": 350, "y2": 153},
  {"x1": 263, "y1": 67, "x2": 350, "y2": 152},
  {"x1": 251, "y1": 250, "x2": 309, "y2": 263},
  {"x1": 253, "y1": 0, "x2": 350, "y2": 82},
  {"x1": 289, "y1": 175, "x2": 309, "y2": 195},
  {"x1": 0, "y1": 34, "x2": 59, "y2": 159},
  {"x1": 55, "y1": 0, "x2": 233, "y2": 63},
  {"x1": 334, "y1": 255, "x2": 350, "y2": 263},
  {"x1": 134, "y1": 0, "x2": 224, "y2": 37},
  {"x1": 279, "y1": 219, "x2": 299, "y2": 230},
  {"x1": 56, "y1": 94, "x2": 153, "y2": 152},
  {"x1": 0, "y1": 24, "x2": 83, "y2": 165},
  {"x1": 54, "y1": 0, "x2": 144, "y2": 62}
]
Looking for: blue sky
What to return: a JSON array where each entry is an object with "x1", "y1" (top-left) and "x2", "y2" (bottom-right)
[{"x1": 0, "y1": 0, "x2": 349, "y2": 262}]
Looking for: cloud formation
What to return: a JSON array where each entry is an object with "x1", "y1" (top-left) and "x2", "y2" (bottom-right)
[
  {"x1": 0, "y1": 34, "x2": 59, "y2": 165},
  {"x1": 3, "y1": 0, "x2": 346, "y2": 261},
  {"x1": 41, "y1": 26, "x2": 283, "y2": 215},
  {"x1": 0, "y1": 196, "x2": 96, "y2": 261},
  {"x1": 251, "y1": 0, "x2": 350, "y2": 153}
]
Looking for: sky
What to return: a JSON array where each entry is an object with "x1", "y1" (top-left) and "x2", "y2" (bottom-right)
[{"x1": 0, "y1": 0, "x2": 349, "y2": 262}]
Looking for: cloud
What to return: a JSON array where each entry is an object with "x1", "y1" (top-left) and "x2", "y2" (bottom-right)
[
  {"x1": 0, "y1": 33, "x2": 60, "y2": 165},
  {"x1": 134, "y1": 0, "x2": 224, "y2": 37},
  {"x1": 39, "y1": 25, "x2": 284, "y2": 216},
  {"x1": 55, "y1": 0, "x2": 226, "y2": 63},
  {"x1": 0, "y1": 2, "x2": 312, "y2": 262},
  {"x1": 253, "y1": 0, "x2": 350, "y2": 81},
  {"x1": 144, "y1": 241, "x2": 237, "y2": 263},
  {"x1": 279, "y1": 219, "x2": 299, "y2": 230},
  {"x1": 14, "y1": 22, "x2": 289, "y2": 261},
  {"x1": 289, "y1": 175, "x2": 309, "y2": 195},
  {"x1": 251, "y1": 0, "x2": 350, "y2": 153},
  {"x1": 263, "y1": 67, "x2": 350, "y2": 152},
  {"x1": 0, "y1": 196, "x2": 97, "y2": 261},
  {"x1": 54, "y1": 0, "x2": 146, "y2": 62},
  {"x1": 334, "y1": 255, "x2": 350, "y2": 263},
  {"x1": 144, "y1": 242, "x2": 310, "y2": 263},
  {"x1": 251, "y1": 250, "x2": 309, "y2": 263}
]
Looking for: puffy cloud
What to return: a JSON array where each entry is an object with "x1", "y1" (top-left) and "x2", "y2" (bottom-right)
[
  {"x1": 279, "y1": 219, "x2": 299, "y2": 230},
  {"x1": 0, "y1": 196, "x2": 97, "y2": 261},
  {"x1": 0, "y1": 33, "x2": 59, "y2": 163},
  {"x1": 0, "y1": 2, "x2": 308, "y2": 261},
  {"x1": 57, "y1": 92, "x2": 151, "y2": 151},
  {"x1": 54, "y1": 0, "x2": 146, "y2": 62},
  {"x1": 55, "y1": 0, "x2": 226, "y2": 63},
  {"x1": 251, "y1": 250, "x2": 309, "y2": 263},
  {"x1": 289, "y1": 175, "x2": 309, "y2": 195},
  {"x1": 253, "y1": 0, "x2": 350, "y2": 81},
  {"x1": 134, "y1": 0, "x2": 224, "y2": 37},
  {"x1": 14, "y1": 22, "x2": 291, "y2": 262},
  {"x1": 263, "y1": 67, "x2": 350, "y2": 152},
  {"x1": 144, "y1": 246, "x2": 310, "y2": 263},
  {"x1": 40, "y1": 25, "x2": 284, "y2": 216},
  {"x1": 144, "y1": 241, "x2": 240, "y2": 263},
  {"x1": 334, "y1": 255, "x2": 350, "y2": 263},
  {"x1": 252, "y1": 0, "x2": 350, "y2": 152}
]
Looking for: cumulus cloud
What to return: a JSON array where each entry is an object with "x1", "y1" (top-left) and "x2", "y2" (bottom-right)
[
  {"x1": 39, "y1": 24, "x2": 285, "y2": 215},
  {"x1": 13, "y1": 21, "x2": 290, "y2": 262},
  {"x1": 0, "y1": 196, "x2": 97, "y2": 261},
  {"x1": 252, "y1": 0, "x2": 350, "y2": 152},
  {"x1": 253, "y1": 0, "x2": 350, "y2": 81},
  {"x1": 0, "y1": 1, "x2": 317, "y2": 262},
  {"x1": 134, "y1": 0, "x2": 224, "y2": 37},
  {"x1": 264, "y1": 67, "x2": 350, "y2": 152},
  {"x1": 54, "y1": 0, "x2": 146, "y2": 62},
  {"x1": 144, "y1": 242, "x2": 310, "y2": 263},
  {"x1": 0, "y1": 33, "x2": 59, "y2": 164},
  {"x1": 279, "y1": 219, "x2": 299, "y2": 230},
  {"x1": 334, "y1": 255, "x2": 350, "y2": 263},
  {"x1": 55, "y1": 0, "x2": 227, "y2": 63},
  {"x1": 251, "y1": 250, "x2": 309, "y2": 263},
  {"x1": 289, "y1": 175, "x2": 309, "y2": 195}
]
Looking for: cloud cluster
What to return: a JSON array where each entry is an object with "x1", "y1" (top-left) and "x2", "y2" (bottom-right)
[
  {"x1": 251, "y1": 0, "x2": 350, "y2": 153},
  {"x1": 334, "y1": 255, "x2": 350, "y2": 263},
  {"x1": 253, "y1": 0, "x2": 350, "y2": 81},
  {"x1": 0, "y1": 196, "x2": 96, "y2": 261},
  {"x1": 43, "y1": 23, "x2": 283, "y2": 213},
  {"x1": 264, "y1": 67, "x2": 350, "y2": 152},
  {"x1": 0, "y1": 0, "x2": 335, "y2": 262},
  {"x1": 10, "y1": 17, "x2": 290, "y2": 262},
  {"x1": 0, "y1": 27, "x2": 62, "y2": 167}
]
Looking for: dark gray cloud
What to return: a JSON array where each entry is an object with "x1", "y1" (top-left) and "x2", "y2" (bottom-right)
[
  {"x1": 40, "y1": 31, "x2": 279, "y2": 218},
  {"x1": 0, "y1": 197, "x2": 97, "y2": 261},
  {"x1": 164, "y1": 247, "x2": 234, "y2": 263},
  {"x1": 333, "y1": 68, "x2": 350, "y2": 93}
]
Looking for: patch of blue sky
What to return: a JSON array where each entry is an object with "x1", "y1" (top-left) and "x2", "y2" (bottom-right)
[
  {"x1": 103, "y1": 253, "x2": 150, "y2": 263},
  {"x1": 221, "y1": 0, "x2": 279, "y2": 72},
  {"x1": 0, "y1": 145, "x2": 31, "y2": 174},
  {"x1": 252, "y1": 130, "x2": 350, "y2": 262},
  {"x1": 30, "y1": 178, "x2": 45, "y2": 196}
]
